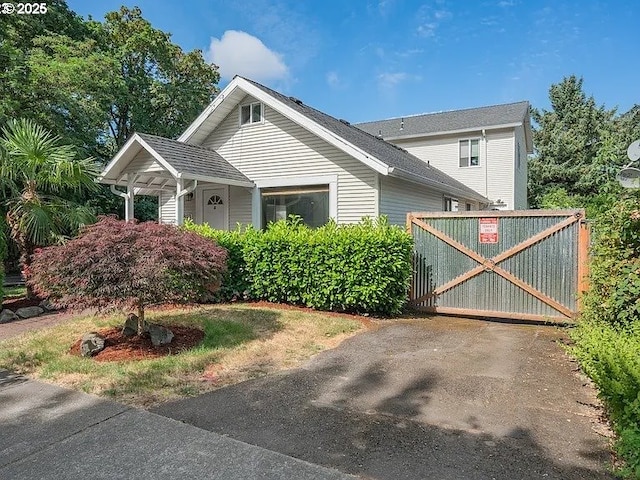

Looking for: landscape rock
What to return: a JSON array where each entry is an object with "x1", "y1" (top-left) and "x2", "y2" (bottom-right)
[
  {"x1": 122, "y1": 313, "x2": 139, "y2": 337},
  {"x1": 0, "y1": 309, "x2": 19, "y2": 324},
  {"x1": 39, "y1": 299, "x2": 57, "y2": 312},
  {"x1": 148, "y1": 323, "x2": 174, "y2": 346},
  {"x1": 80, "y1": 332, "x2": 105, "y2": 357},
  {"x1": 15, "y1": 306, "x2": 45, "y2": 319}
]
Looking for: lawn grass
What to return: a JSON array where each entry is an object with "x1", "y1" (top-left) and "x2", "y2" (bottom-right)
[
  {"x1": 3, "y1": 285, "x2": 26, "y2": 298},
  {"x1": 0, "y1": 304, "x2": 363, "y2": 407}
]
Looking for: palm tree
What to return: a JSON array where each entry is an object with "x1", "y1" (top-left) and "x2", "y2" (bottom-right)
[{"x1": 0, "y1": 119, "x2": 99, "y2": 297}]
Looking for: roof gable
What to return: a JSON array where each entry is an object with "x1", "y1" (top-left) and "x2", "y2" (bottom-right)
[{"x1": 98, "y1": 133, "x2": 253, "y2": 187}]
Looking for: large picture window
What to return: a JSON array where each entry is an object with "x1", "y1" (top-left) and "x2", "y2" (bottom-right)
[
  {"x1": 261, "y1": 185, "x2": 329, "y2": 227},
  {"x1": 459, "y1": 139, "x2": 480, "y2": 167}
]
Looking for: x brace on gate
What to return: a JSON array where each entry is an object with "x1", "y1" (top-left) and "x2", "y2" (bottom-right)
[{"x1": 410, "y1": 213, "x2": 584, "y2": 319}]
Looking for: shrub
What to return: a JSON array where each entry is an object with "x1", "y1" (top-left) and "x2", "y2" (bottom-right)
[
  {"x1": 185, "y1": 216, "x2": 413, "y2": 316},
  {"x1": 570, "y1": 192, "x2": 640, "y2": 477},
  {"x1": 27, "y1": 217, "x2": 227, "y2": 333},
  {"x1": 183, "y1": 220, "x2": 255, "y2": 302}
]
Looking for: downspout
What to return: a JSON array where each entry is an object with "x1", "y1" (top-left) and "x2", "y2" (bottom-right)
[
  {"x1": 482, "y1": 128, "x2": 488, "y2": 199},
  {"x1": 110, "y1": 184, "x2": 134, "y2": 221}
]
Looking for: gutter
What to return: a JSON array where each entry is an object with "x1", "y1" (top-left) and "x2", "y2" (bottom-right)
[{"x1": 387, "y1": 167, "x2": 489, "y2": 204}]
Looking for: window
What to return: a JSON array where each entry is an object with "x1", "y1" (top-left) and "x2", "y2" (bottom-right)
[
  {"x1": 516, "y1": 141, "x2": 521, "y2": 169},
  {"x1": 240, "y1": 102, "x2": 263, "y2": 125},
  {"x1": 444, "y1": 197, "x2": 458, "y2": 212},
  {"x1": 459, "y1": 139, "x2": 480, "y2": 167},
  {"x1": 261, "y1": 185, "x2": 329, "y2": 228},
  {"x1": 465, "y1": 203, "x2": 473, "y2": 211}
]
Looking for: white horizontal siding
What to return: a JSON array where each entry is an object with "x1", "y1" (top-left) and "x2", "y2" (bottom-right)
[
  {"x1": 486, "y1": 130, "x2": 515, "y2": 209},
  {"x1": 201, "y1": 95, "x2": 377, "y2": 224},
  {"x1": 379, "y1": 176, "x2": 443, "y2": 226},
  {"x1": 123, "y1": 152, "x2": 165, "y2": 174},
  {"x1": 393, "y1": 128, "x2": 516, "y2": 209},
  {"x1": 159, "y1": 191, "x2": 176, "y2": 224},
  {"x1": 229, "y1": 186, "x2": 252, "y2": 228}
]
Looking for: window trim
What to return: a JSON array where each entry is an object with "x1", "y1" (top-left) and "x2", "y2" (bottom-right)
[
  {"x1": 443, "y1": 196, "x2": 459, "y2": 212},
  {"x1": 459, "y1": 138, "x2": 481, "y2": 168},
  {"x1": 239, "y1": 101, "x2": 264, "y2": 126}
]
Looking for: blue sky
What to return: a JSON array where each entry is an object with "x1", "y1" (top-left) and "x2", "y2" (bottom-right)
[{"x1": 67, "y1": 0, "x2": 637, "y2": 123}]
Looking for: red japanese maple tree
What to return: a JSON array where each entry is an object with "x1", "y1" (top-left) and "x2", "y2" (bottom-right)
[{"x1": 27, "y1": 217, "x2": 227, "y2": 334}]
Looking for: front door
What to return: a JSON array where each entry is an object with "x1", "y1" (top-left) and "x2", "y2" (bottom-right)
[{"x1": 202, "y1": 188, "x2": 227, "y2": 230}]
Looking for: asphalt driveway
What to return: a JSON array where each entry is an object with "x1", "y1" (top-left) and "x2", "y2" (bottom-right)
[{"x1": 153, "y1": 316, "x2": 614, "y2": 480}]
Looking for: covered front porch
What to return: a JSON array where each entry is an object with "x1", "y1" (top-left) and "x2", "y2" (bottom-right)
[{"x1": 97, "y1": 133, "x2": 257, "y2": 228}]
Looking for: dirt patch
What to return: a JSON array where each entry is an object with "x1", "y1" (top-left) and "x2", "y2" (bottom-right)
[{"x1": 69, "y1": 326, "x2": 205, "y2": 362}]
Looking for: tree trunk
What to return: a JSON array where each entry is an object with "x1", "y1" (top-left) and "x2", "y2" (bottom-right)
[
  {"x1": 19, "y1": 243, "x2": 36, "y2": 300},
  {"x1": 137, "y1": 304, "x2": 145, "y2": 335}
]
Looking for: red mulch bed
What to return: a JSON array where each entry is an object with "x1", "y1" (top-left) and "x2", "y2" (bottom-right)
[
  {"x1": 69, "y1": 326, "x2": 205, "y2": 362},
  {"x1": 2, "y1": 296, "x2": 43, "y2": 311}
]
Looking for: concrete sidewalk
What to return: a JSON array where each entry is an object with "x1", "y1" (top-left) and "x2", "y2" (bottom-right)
[{"x1": 0, "y1": 371, "x2": 353, "y2": 480}]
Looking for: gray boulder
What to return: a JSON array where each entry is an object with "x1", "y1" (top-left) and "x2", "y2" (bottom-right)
[
  {"x1": 39, "y1": 299, "x2": 57, "y2": 312},
  {"x1": 147, "y1": 323, "x2": 174, "y2": 346},
  {"x1": 122, "y1": 313, "x2": 139, "y2": 337},
  {"x1": 0, "y1": 309, "x2": 19, "y2": 324},
  {"x1": 80, "y1": 332, "x2": 105, "y2": 357},
  {"x1": 15, "y1": 306, "x2": 45, "y2": 319}
]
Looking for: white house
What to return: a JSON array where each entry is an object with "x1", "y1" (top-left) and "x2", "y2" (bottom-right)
[
  {"x1": 355, "y1": 102, "x2": 533, "y2": 210},
  {"x1": 98, "y1": 76, "x2": 489, "y2": 228}
]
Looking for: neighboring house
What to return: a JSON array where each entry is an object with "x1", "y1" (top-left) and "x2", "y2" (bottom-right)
[
  {"x1": 355, "y1": 102, "x2": 533, "y2": 210},
  {"x1": 98, "y1": 76, "x2": 489, "y2": 229}
]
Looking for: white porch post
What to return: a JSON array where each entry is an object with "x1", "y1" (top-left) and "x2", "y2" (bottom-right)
[
  {"x1": 175, "y1": 178, "x2": 184, "y2": 226},
  {"x1": 251, "y1": 187, "x2": 261, "y2": 229},
  {"x1": 125, "y1": 178, "x2": 135, "y2": 221}
]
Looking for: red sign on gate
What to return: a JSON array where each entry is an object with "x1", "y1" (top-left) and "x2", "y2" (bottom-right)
[{"x1": 479, "y1": 218, "x2": 499, "y2": 244}]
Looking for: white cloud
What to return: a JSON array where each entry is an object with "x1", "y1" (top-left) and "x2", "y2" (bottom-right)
[
  {"x1": 326, "y1": 71, "x2": 340, "y2": 88},
  {"x1": 377, "y1": 72, "x2": 421, "y2": 88},
  {"x1": 415, "y1": 3, "x2": 452, "y2": 38},
  {"x1": 207, "y1": 30, "x2": 288, "y2": 82}
]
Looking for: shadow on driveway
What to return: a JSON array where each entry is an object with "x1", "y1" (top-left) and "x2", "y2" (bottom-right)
[{"x1": 153, "y1": 316, "x2": 614, "y2": 480}]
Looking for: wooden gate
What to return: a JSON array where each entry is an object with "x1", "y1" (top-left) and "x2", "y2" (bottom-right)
[{"x1": 407, "y1": 210, "x2": 589, "y2": 322}]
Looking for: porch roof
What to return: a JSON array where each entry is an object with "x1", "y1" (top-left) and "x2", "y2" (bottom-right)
[{"x1": 98, "y1": 132, "x2": 254, "y2": 189}]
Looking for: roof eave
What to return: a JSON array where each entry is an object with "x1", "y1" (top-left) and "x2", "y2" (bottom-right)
[
  {"x1": 381, "y1": 122, "x2": 524, "y2": 142},
  {"x1": 178, "y1": 172, "x2": 254, "y2": 188},
  {"x1": 387, "y1": 167, "x2": 489, "y2": 204}
]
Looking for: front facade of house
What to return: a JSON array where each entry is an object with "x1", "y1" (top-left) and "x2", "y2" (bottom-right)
[
  {"x1": 356, "y1": 103, "x2": 533, "y2": 210},
  {"x1": 98, "y1": 77, "x2": 489, "y2": 229}
]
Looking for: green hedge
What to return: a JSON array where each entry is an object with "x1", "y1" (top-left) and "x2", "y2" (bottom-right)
[
  {"x1": 184, "y1": 217, "x2": 413, "y2": 316},
  {"x1": 571, "y1": 194, "x2": 640, "y2": 478}
]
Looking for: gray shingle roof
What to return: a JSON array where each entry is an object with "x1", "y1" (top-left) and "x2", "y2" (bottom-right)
[
  {"x1": 137, "y1": 133, "x2": 251, "y2": 184},
  {"x1": 241, "y1": 78, "x2": 488, "y2": 202},
  {"x1": 355, "y1": 101, "x2": 530, "y2": 139}
]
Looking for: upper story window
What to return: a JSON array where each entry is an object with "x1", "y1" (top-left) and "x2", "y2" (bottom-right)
[
  {"x1": 459, "y1": 139, "x2": 480, "y2": 167},
  {"x1": 240, "y1": 102, "x2": 263, "y2": 125}
]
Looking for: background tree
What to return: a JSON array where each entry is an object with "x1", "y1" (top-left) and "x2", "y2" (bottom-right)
[
  {"x1": 1, "y1": 4, "x2": 220, "y2": 224},
  {"x1": 27, "y1": 217, "x2": 228, "y2": 334},
  {"x1": 0, "y1": 119, "x2": 98, "y2": 296},
  {"x1": 529, "y1": 76, "x2": 639, "y2": 215}
]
